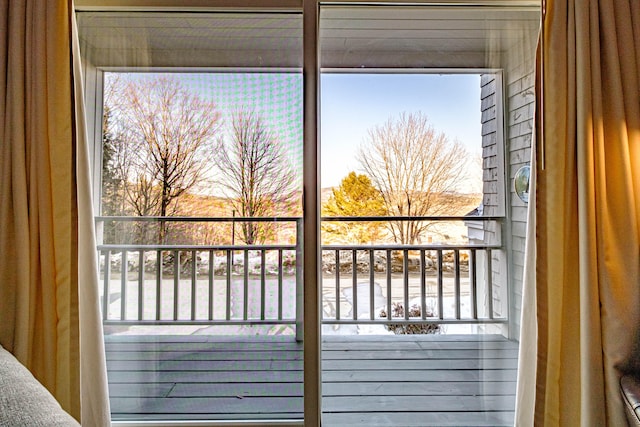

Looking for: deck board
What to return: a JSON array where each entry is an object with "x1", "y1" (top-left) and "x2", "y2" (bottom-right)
[
  {"x1": 107, "y1": 358, "x2": 518, "y2": 371},
  {"x1": 161, "y1": 381, "x2": 517, "y2": 398},
  {"x1": 322, "y1": 411, "x2": 516, "y2": 426},
  {"x1": 105, "y1": 334, "x2": 518, "y2": 425}
]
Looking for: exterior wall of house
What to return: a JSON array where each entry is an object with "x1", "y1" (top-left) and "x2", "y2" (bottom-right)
[
  {"x1": 504, "y1": 60, "x2": 535, "y2": 341},
  {"x1": 480, "y1": 34, "x2": 537, "y2": 341},
  {"x1": 479, "y1": 72, "x2": 508, "y2": 335}
]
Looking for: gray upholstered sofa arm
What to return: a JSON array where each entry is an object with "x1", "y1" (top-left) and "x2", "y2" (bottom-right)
[
  {"x1": 0, "y1": 344, "x2": 80, "y2": 426},
  {"x1": 622, "y1": 374, "x2": 640, "y2": 427}
]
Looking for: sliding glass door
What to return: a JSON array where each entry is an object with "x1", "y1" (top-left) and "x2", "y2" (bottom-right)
[
  {"x1": 78, "y1": 10, "x2": 306, "y2": 424},
  {"x1": 77, "y1": 1, "x2": 540, "y2": 425},
  {"x1": 318, "y1": 4, "x2": 539, "y2": 425}
]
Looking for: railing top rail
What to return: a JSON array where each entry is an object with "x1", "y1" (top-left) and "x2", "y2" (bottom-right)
[
  {"x1": 322, "y1": 243, "x2": 501, "y2": 250},
  {"x1": 95, "y1": 215, "x2": 502, "y2": 223},
  {"x1": 321, "y1": 215, "x2": 503, "y2": 222},
  {"x1": 97, "y1": 243, "x2": 498, "y2": 251},
  {"x1": 95, "y1": 216, "x2": 301, "y2": 223},
  {"x1": 97, "y1": 244, "x2": 297, "y2": 251}
]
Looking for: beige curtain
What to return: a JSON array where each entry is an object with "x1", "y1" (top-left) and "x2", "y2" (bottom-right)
[
  {"x1": 515, "y1": 128, "x2": 538, "y2": 426},
  {"x1": 0, "y1": 1, "x2": 111, "y2": 425},
  {"x1": 72, "y1": 9, "x2": 112, "y2": 426},
  {"x1": 516, "y1": 0, "x2": 640, "y2": 425}
]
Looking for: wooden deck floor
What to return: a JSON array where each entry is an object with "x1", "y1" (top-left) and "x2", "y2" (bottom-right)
[{"x1": 105, "y1": 334, "x2": 518, "y2": 426}]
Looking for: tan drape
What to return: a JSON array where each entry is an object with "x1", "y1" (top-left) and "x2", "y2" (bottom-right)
[
  {"x1": 72, "y1": 9, "x2": 112, "y2": 426},
  {"x1": 516, "y1": 0, "x2": 640, "y2": 425},
  {"x1": 515, "y1": 128, "x2": 538, "y2": 426},
  {"x1": 0, "y1": 1, "x2": 111, "y2": 425}
]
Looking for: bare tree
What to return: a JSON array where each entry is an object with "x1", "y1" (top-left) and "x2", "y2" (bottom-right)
[
  {"x1": 357, "y1": 112, "x2": 468, "y2": 244},
  {"x1": 104, "y1": 75, "x2": 222, "y2": 242},
  {"x1": 214, "y1": 108, "x2": 299, "y2": 244}
]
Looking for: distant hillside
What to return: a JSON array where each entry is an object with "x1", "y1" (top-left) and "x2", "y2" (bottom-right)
[
  {"x1": 158, "y1": 187, "x2": 482, "y2": 219},
  {"x1": 172, "y1": 191, "x2": 303, "y2": 217},
  {"x1": 173, "y1": 192, "x2": 230, "y2": 217},
  {"x1": 321, "y1": 187, "x2": 482, "y2": 217}
]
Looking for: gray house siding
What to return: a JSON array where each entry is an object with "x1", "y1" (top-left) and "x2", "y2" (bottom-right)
[{"x1": 480, "y1": 32, "x2": 536, "y2": 341}]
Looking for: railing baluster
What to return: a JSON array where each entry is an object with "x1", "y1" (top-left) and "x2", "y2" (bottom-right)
[
  {"x1": 420, "y1": 249, "x2": 426, "y2": 320},
  {"x1": 121, "y1": 249, "x2": 127, "y2": 321},
  {"x1": 156, "y1": 250, "x2": 162, "y2": 321},
  {"x1": 487, "y1": 249, "x2": 494, "y2": 319},
  {"x1": 369, "y1": 250, "x2": 375, "y2": 320},
  {"x1": 94, "y1": 216, "x2": 506, "y2": 329},
  {"x1": 335, "y1": 250, "x2": 341, "y2": 320},
  {"x1": 352, "y1": 249, "x2": 358, "y2": 321},
  {"x1": 138, "y1": 250, "x2": 144, "y2": 321},
  {"x1": 103, "y1": 251, "x2": 110, "y2": 321},
  {"x1": 386, "y1": 249, "x2": 392, "y2": 322},
  {"x1": 295, "y1": 218, "x2": 303, "y2": 341},
  {"x1": 173, "y1": 250, "x2": 179, "y2": 321},
  {"x1": 191, "y1": 250, "x2": 197, "y2": 321},
  {"x1": 403, "y1": 249, "x2": 409, "y2": 320},
  {"x1": 437, "y1": 250, "x2": 444, "y2": 320},
  {"x1": 278, "y1": 249, "x2": 283, "y2": 321},
  {"x1": 244, "y1": 249, "x2": 249, "y2": 321},
  {"x1": 208, "y1": 250, "x2": 214, "y2": 321},
  {"x1": 260, "y1": 249, "x2": 266, "y2": 321},
  {"x1": 470, "y1": 249, "x2": 478, "y2": 319},
  {"x1": 454, "y1": 250, "x2": 461, "y2": 319},
  {"x1": 226, "y1": 249, "x2": 232, "y2": 321}
]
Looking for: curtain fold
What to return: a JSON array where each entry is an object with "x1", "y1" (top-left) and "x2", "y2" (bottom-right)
[
  {"x1": 0, "y1": 0, "x2": 111, "y2": 424},
  {"x1": 72, "y1": 9, "x2": 112, "y2": 426},
  {"x1": 0, "y1": 0, "x2": 80, "y2": 415},
  {"x1": 516, "y1": 0, "x2": 640, "y2": 424},
  {"x1": 514, "y1": 127, "x2": 537, "y2": 427}
]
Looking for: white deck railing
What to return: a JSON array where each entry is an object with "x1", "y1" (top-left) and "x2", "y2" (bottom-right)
[{"x1": 96, "y1": 216, "x2": 506, "y2": 329}]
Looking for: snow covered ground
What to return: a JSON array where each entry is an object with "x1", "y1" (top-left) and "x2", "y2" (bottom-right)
[
  {"x1": 101, "y1": 271, "x2": 502, "y2": 337},
  {"x1": 100, "y1": 246, "x2": 501, "y2": 336}
]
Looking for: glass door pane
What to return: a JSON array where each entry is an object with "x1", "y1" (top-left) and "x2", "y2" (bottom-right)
[
  {"x1": 319, "y1": 4, "x2": 539, "y2": 426},
  {"x1": 78, "y1": 11, "x2": 304, "y2": 423}
]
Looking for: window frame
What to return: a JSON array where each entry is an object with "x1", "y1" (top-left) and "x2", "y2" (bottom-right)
[{"x1": 76, "y1": 1, "x2": 538, "y2": 425}]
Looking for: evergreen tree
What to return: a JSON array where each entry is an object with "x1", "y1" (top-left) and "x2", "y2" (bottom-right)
[
  {"x1": 321, "y1": 172, "x2": 387, "y2": 244},
  {"x1": 101, "y1": 105, "x2": 130, "y2": 243},
  {"x1": 101, "y1": 105, "x2": 124, "y2": 217}
]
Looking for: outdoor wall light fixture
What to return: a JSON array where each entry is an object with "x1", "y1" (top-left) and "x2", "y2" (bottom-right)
[{"x1": 514, "y1": 165, "x2": 530, "y2": 204}]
